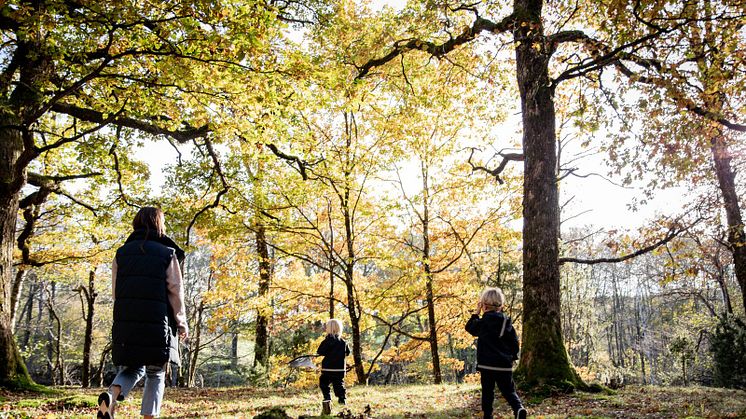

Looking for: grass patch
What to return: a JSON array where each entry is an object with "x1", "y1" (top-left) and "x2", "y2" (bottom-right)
[{"x1": 1, "y1": 383, "x2": 745, "y2": 418}]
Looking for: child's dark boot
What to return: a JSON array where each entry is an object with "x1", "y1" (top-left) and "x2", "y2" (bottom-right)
[{"x1": 322, "y1": 400, "x2": 332, "y2": 415}]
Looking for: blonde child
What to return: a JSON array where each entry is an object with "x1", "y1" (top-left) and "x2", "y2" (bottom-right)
[
  {"x1": 465, "y1": 287, "x2": 527, "y2": 419},
  {"x1": 316, "y1": 319, "x2": 351, "y2": 415}
]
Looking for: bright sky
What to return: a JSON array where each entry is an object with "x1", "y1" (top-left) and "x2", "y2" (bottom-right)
[
  {"x1": 135, "y1": 128, "x2": 689, "y2": 235},
  {"x1": 559, "y1": 149, "x2": 689, "y2": 231}
]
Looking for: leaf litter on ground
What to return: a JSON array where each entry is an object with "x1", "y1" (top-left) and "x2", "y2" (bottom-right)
[{"x1": 2, "y1": 384, "x2": 745, "y2": 418}]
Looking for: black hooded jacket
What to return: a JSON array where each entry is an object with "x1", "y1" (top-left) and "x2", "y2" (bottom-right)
[
  {"x1": 465, "y1": 310, "x2": 520, "y2": 371},
  {"x1": 111, "y1": 229, "x2": 184, "y2": 367},
  {"x1": 317, "y1": 334, "x2": 350, "y2": 373}
]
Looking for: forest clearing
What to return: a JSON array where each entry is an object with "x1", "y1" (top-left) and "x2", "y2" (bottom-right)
[
  {"x1": 1, "y1": 0, "x2": 745, "y2": 418},
  {"x1": 4, "y1": 384, "x2": 746, "y2": 418}
]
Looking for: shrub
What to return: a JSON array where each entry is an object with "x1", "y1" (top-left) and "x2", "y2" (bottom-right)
[{"x1": 711, "y1": 314, "x2": 746, "y2": 389}]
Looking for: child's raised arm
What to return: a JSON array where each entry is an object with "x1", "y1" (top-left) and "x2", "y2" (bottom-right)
[
  {"x1": 317, "y1": 337, "x2": 329, "y2": 356},
  {"x1": 465, "y1": 313, "x2": 481, "y2": 336}
]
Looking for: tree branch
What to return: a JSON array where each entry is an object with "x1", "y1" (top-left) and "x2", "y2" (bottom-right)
[
  {"x1": 186, "y1": 137, "x2": 230, "y2": 245},
  {"x1": 108, "y1": 140, "x2": 140, "y2": 209},
  {"x1": 355, "y1": 14, "x2": 515, "y2": 79},
  {"x1": 263, "y1": 143, "x2": 323, "y2": 180},
  {"x1": 23, "y1": 172, "x2": 100, "y2": 214},
  {"x1": 559, "y1": 219, "x2": 701, "y2": 265},
  {"x1": 51, "y1": 102, "x2": 209, "y2": 142},
  {"x1": 550, "y1": 29, "x2": 746, "y2": 132},
  {"x1": 467, "y1": 147, "x2": 523, "y2": 184},
  {"x1": 610, "y1": 58, "x2": 746, "y2": 132}
]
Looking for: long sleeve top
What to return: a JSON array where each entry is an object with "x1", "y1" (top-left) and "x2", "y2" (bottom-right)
[
  {"x1": 316, "y1": 334, "x2": 350, "y2": 372},
  {"x1": 465, "y1": 310, "x2": 519, "y2": 371}
]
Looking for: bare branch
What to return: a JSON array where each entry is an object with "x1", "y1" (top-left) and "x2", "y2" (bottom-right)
[
  {"x1": 264, "y1": 143, "x2": 311, "y2": 180},
  {"x1": 23, "y1": 172, "x2": 100, "y2": 214},
  {"x1": 559, "y1": 218, "x2": 702, "y2": 265},
  {"x1": 467, "y1": 147, "x2": 523, "y2": 184},
  {"x1": 108, "y1": 140, "x2": 140, "y2": 209},
  {"x1": 186, "y1": 137, "x2": 230, "y2": 245}
]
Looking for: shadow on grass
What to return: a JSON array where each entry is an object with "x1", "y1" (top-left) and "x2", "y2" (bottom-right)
[{"x1": 0, "y1": 383, "x2": 62, "y2": 406}]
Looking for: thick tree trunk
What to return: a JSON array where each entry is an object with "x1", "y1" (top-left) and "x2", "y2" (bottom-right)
[
  {"x1": 0, "y1": 112, "x2": 34, "y2": 388},
  {"x1": 716, "y1": 270, "x2": 733, "y2": 314},
  {"x1": 254, "y1": 222, "x2": 271, "y2": 368},
  {"x1": 250, "y1": 157, "x2": 272, "y2": 370},
  {"x1": 513, "y1": 0, "x2": 583, "y2": 389},
  {"x1": 710, "y1": 136, "x2": 746, "y2": 314}
]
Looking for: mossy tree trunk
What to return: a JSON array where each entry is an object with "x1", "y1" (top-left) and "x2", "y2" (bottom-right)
[
  {"x1": 0, "y1": 110, "x2": 36, "y2": 388},
  {"x1": 512, "y1": 0, "x2": 584, "y2": 390},
  {"x1": 0, "y1": 22, "x2": 51, "y2": 387}
]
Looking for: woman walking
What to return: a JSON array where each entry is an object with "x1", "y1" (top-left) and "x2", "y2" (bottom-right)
[{"x1": 97, "y1": 207, "x2": 188, "y2": 419}]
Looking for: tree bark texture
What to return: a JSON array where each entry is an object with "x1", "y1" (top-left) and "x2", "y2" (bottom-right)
[
  {"x1": 329, "y1": 256, "x2": 335, "y2": 319},
  {"x1": 81, "y1": 270, "x2": 96, "y2": 387},
  {"x1": 421, "y1": 170, "x2": 442, "y2": 384},
  {"x1": 513, "y1": 0, "x2": 583, "y2": 389},
  {"x1": 343, "y1": 192, "x2": 365, "y2": 383},
  {"x1": 254, "y1": 222, "x2": 271, "y2": 368},
  {"x1": 0, "y1": 111, "x2": 34, "y2": 387},
  {"x1": 710, "y1": 136, "x2": 746, "y2": 314},
  {"x1": 187, "y1": 299, "x2": 204, "y2": 387},
  {"x1": 10, "y1": 269, "x2": 26, "y2": 333}
]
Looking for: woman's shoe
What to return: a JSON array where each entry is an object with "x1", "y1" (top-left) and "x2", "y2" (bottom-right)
[{"x1": 97, "y1": 392, "x2": 112, "y2": 419}]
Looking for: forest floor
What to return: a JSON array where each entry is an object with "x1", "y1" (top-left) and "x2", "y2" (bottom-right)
[{"x1": 2, "y1": 383, "x2": 745, "y2": 418}]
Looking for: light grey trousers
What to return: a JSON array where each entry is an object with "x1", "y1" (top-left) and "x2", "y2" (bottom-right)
[{"x1": 110, "y1": 364, "x2": 166, "y2": 416}]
